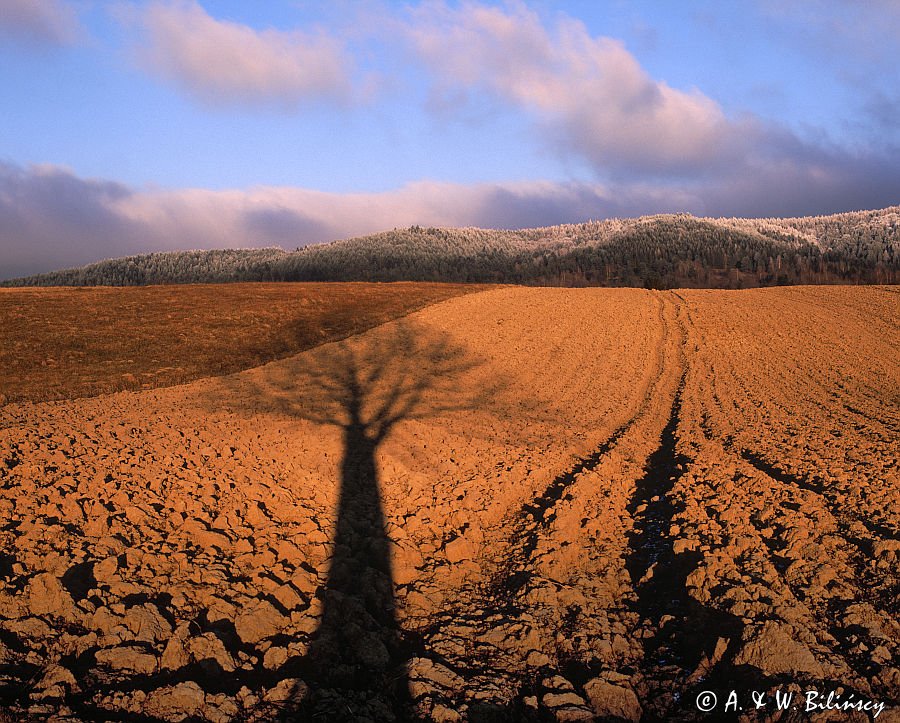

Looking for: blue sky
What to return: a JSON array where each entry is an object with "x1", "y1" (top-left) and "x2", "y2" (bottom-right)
[{"x1": 1, "y1": 0, "x2": 899, "y2": 277}]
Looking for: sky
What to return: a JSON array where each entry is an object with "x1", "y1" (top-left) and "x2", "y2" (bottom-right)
[{"x1": 1, "y1": 0, "x2": 899, "y2": 278}]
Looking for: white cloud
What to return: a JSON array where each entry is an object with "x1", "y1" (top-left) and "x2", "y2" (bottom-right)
[
  {"x1": 131, "y1": 0, "x2": 354, "y2": 107},
  {"x1": 405, "y1": 1, "x2": 737, "y2": 176}
]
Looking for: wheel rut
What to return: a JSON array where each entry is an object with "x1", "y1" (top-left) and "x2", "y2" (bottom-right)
[
  {"x1": 485, "y1": 292, "x2": 676, "y2": 608},
  {"x1": 407, "y1": 292, "x2": 681, "y2": 708},
  {"x1": 623, "y1": 378, "x2": 748, "y2": 719},
  {"x1": 487, "y1": 419, "x2": 633, "y2": 604}
]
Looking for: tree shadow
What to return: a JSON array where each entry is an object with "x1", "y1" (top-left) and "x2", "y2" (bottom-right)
[{"x1": 208, "y1": 319, "x2": 493, "y2": 721}]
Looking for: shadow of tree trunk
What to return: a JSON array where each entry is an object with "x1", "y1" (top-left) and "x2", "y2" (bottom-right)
[
  {"x1": 296, "y1": 420, "x2": 413, "y2": 719},
  {"x1": 206, "y1": 319, "x2": 492, "y2": 721}
]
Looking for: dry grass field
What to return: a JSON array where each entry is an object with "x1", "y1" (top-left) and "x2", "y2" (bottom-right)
[
  {"x1": 0, "y1": 284, "x2": 897, "y2": 722},
  {"x1": 0, "y1": 282, "x2": 481, "y2": 404}
]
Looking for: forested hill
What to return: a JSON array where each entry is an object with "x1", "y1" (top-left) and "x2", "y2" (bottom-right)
[{"x1": 5, "y1": 207, "x2": 898, "y2": 289}]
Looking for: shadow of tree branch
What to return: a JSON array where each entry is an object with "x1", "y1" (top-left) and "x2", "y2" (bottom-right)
[{"x1": 202, "y1": 318, "x2": 499, "y2": 720}]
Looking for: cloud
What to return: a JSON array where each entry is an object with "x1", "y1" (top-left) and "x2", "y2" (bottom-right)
[
  {"x1": 0, "y1": 162, "x2": 138, "y2": 279},
  {"x1": 5, "y1": 157, "x2": 900, "y2": 280},
  {"x1": 129, "y1": 0, "x2": 354, "y2": 107},
  {"x1": 405, "y1": 1, "x2": 737, "y2": 177},
  {"x1": 685, "y1": 149, "x2": 900, "y2": 219},
  {"x1": 864, "y1": 91, "x2": 900, "y2": 136},
  {"x1": 0, "y1": 0, "x2": 81, "y2": 45}
]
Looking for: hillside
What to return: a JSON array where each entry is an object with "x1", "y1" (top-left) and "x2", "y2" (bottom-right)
[{"x1": 3, "y1": 207, "x2": 898, "y2": 288}]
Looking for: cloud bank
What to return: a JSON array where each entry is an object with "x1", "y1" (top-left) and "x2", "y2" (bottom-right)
[
  {"x1": 0, "y1": 162, "x2": 625, "y2": 278},
  {"x1": 4, "y1": 159, "x2": 900, "y2": 280}
]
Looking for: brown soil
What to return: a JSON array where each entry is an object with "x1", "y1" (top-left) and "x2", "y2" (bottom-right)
[
  {"x1": 0, "y1": 282, "x2": 483, "y2": 404},
  {"x1": 0, "y1": 285, "x2": 897, "y2": 722}
]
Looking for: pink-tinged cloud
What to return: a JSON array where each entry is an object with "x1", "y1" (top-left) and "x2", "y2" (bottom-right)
[
  {"x1": 0, "y1": 0, "x2": 80, "y2": 45},
  {"x1": 406, "y1": 2, "x2": 737, "y2": 176},
  {"x1": 131, "y1": 1, "x2": 354, "y2": 107}
]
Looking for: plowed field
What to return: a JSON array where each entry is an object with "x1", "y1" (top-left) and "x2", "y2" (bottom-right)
[{"x1": 0, "y1": 285, "x2": 897, "y2": 722}]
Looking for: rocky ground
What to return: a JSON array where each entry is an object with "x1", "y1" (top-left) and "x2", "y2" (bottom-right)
[{"x1": 0, "y1": 286, "x2": 897, "y2": 721}]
